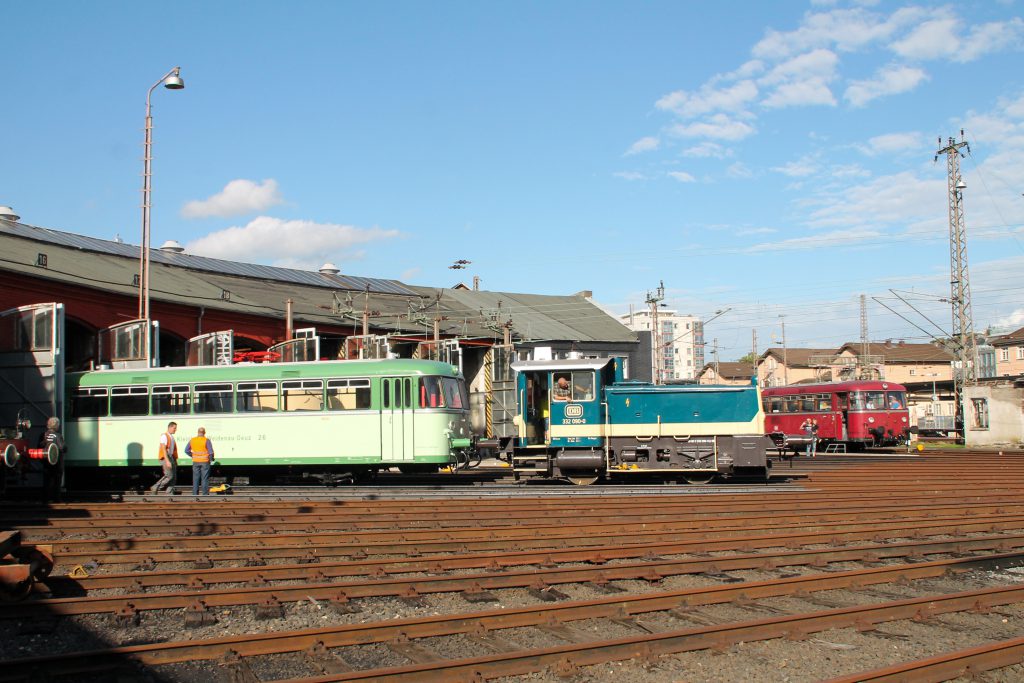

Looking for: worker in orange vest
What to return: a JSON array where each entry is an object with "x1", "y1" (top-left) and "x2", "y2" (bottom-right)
[
  {"x1": 185, "y1": 426, "x2": 215, "y2": 496},
  {"x1": 150, "y1": 421, "x2": 178, "y2": 494}
]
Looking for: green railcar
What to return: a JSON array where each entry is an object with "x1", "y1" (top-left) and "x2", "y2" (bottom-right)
[{"x1": 64, "y1": 359, "x2": 473, "y2": 479}]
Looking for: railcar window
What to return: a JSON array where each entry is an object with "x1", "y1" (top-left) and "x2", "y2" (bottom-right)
[
  {"x1": 71, "y1": 387, "x2": 109, "y2": 418},
  {"x1": 800, "y1": 398, "x2": 815, "y2": 412},
  {"x1": 282, "y1": 379, "x2": 323, "y2": 412},
  {"x1": 394, "y1": 379, "x2": 404, "y2": 409},
  {"x1": 419, "y1": 377, "x2": 446, "y2": 408},
  {"x1": 887, "y1": 392, "x2": 906, "y2": 410},
  {"x1": 152, "y1": 385, "x2": 191, "y2": 415},
  {"x1": 784, "y1": 398, "x2": 799, "y2": 413},
  {"x1": 817, "y1": 395, "x2": 832, "y2": 411},
  {"x1": 404, "y1": 378, "x2": 412, "y2": 409},
  {"x1": 383, "y1": 379, "x2": 390, "y2": 408},
  {"x1": 110, "y1": 385, "x2": 149, "y2": 416},
  {"x1": 572, "y1": 372, "x2": 595, "y2": 402},
  {"x1": 851, "y1": 391, "x2": 885, "y2": 410},
  {"x1": 236, "y1": 382, "x2": 278, "y2": 412},
  {"x1": 326, "y1": 378, "x2": 371, "y2": 410},
  {"x1": 441, "y1": 377, "x2": 467, "y2": 409},
  {"x1": 766, "y1": 398, "x2": 781, "y2": 413},
  {"x1": 194, "y1": 383, "x2": 234, "y2": 414}
]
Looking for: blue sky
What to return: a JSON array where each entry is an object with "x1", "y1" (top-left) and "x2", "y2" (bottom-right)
[{"x1": 4, "y1": 1, "x2": 1024, "y2": 360}]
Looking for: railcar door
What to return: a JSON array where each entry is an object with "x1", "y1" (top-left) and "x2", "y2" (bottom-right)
[
  {"x1": 836, "y1": 392, "x2": 850, "y2": 441},
  {"x1": 380, "y1": 377, "x2": 414, "y2": 461}
]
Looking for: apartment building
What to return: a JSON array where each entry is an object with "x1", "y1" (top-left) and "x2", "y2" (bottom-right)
[{"x1": 620, "y1": 309, "x2": 703, "y2": 382}]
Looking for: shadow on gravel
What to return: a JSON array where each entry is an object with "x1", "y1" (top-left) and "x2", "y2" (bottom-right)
[{"x1": 1, "y1": 499, "x2": 177, "y2": 683}]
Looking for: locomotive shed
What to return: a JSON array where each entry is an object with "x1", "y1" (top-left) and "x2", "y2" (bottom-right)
[{"x1": 3, "y1": 451, "x2": 1024, "y2": 682}]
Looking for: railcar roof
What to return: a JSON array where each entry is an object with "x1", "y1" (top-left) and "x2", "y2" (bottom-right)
[
  {"x1": 68, "y1": 358, "x2": 461, "y2": 386},
  {"x1": 762, "y1": 380, "x2": 907, "y2": 394},
  {"x1": 510, "y1": 358, "x2": 615, "y2": 372}
]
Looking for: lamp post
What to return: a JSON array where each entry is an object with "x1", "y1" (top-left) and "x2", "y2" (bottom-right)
[{"x1": 138, "y1": 66, "x2": 185, "y2": 362}]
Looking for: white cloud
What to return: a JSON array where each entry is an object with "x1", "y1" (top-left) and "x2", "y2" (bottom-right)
[
  {"x1": 736, "y1": 227, "x2": 777, "y2": 236},
  {"x1": 682, "y1": 141, "x2": 732, "y2": 159},
  {"x1": 890, "y1": 16, "x2": 959, "y2": 60},
  {"x1": 844, "y1": 64, "x2": 928, "y2": 107},
  {"x1": 655, "y1": 80, "x2": 758, "y2": 119},
  {"x1": 185, "y1": 216, "x2": 400, "y2": 268},
  {"x1": 181, "y1": 179, "x2": 284, "y2": 219},
  {"x1": 625, "y1": 136, "x2": 660, "y2": 155},
  {"x1": 669, "y1": 114, "x2": 756, "y2": 141},
  {"x1": 772, "y1": 155, "x2": 819, "y2": 177},
  {"x1": 727, "y1": 162, "x2": 754, "y2": 179},
  {"x1": 759, "y1": 49, "x2": 838, "y2": 108},
  {"x1": 958, "y1": 18, "x2": 1024, "y2": 62},
  {"x1": 752, "y1": 7, "x2": 921, "y2": 60},
  {"x1": 401, "y1": 267, "x2": 422, "y2": 282},
  {"x1": 667, "y1": 171, "x2": 696, "y2": 183},
  {"x1": 831, "y1": 164, "x2": 871, "y2": 179},
  {"x1": 993, "y1": 307, "x2": 1024, "y2": 330},
  {"x1": 614, "y1": 171, "x2": 646, "y2": 181},
  {"x1": 859, "y1": 131, "x2": 924, "y2": 156},
  {"x1": 747, "y1": 228, "x2": 883, "y2": 253}
]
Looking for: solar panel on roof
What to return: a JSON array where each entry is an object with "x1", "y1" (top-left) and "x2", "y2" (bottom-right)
[{"x1": 1, "y1": 221, "x2": 417, "y2": 296}]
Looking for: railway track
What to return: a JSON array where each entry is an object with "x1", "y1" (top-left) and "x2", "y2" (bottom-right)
[{"x1": 3, "y1": 453, "x2": 1024, "y2": 681}]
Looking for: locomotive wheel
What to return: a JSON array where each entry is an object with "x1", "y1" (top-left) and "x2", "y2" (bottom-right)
[
  {"x1": 566, "y1": 474, "x2": 599, "y2": 486},
  {"x1": 2, "y1": 443, "x2": 19, "y2": 468},
  {"x1": 682, "y1": 473, "x2": 716, "y2": 485},
  {"x1": 0, "y1": 579, "x2": 32, "y2": 602},
  {"x1": 45, "y1": 442, "x2": 60, "y2": 466}
]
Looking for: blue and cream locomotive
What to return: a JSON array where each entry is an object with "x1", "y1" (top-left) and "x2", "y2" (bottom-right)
[{"x1": 499, "y1": 358, "x2": 771, "y2": 484}]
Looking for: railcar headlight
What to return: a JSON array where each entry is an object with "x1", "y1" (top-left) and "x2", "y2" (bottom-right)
[
  {"x1": 867, "y1": 417, "x2": 875, "y2": 424},
  {"x1": 901, "y1": 417, "x2": 907, "y2": 423}
]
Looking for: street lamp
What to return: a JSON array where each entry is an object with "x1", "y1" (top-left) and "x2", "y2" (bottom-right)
[{"x1": 138, "y1": 66, "x2": 185, "y2": 362}]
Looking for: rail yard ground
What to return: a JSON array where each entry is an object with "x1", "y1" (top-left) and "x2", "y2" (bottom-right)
[{"x1": 4, "y1": 451, "x2": 1024, "y2": 682}]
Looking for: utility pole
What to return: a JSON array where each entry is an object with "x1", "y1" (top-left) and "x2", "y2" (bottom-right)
[
  {"x1": 646, "y1": 281, "x2": 665, "y2": 384},
  {"x1": 751, "y1": 329, "x2": 758, "y2": 378},
  {"x1": 780, "y1": 315, "x2": 788, "y2": 386},
  {"x1": 936, "y1": 131, "x2": 978, "y2": 437},
  {"x1": 859, "y1": 294, "x2": 870, "y2": 379},
  {"x1": 712, "y1": 338, "x2": 720, "y2": 380},
  {"x1": 362, "y1": 285, "x2": 370, "y2": 336}
]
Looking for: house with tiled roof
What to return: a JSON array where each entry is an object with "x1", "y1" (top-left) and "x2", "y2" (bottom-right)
[
  {"x1": 756, "y1": 348, "x2": 836, "y2": 387},
  {"x1": 835, "y1": 341, "x2": 954, "y2": 386},
  {"x1": 697, "y1": 361, "x2": 757, "y2": 386},
  {"x1": 991, "y1": 326, "x2": 1024, "y2": 377}
]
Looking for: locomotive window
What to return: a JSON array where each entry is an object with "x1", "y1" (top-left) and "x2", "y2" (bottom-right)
[
  {"x1": 420, "y1": 377, "x2": 445, "y2": 408},
  {"x1": 71, "y1": 387, "x2": 108, "y2": 418},
  {"x1": 194, "y1": 383, "x2": 234, "y2": 414},
  {"x1": 110, "y1": 385, "x2": 149, "y2": 416},
  {"x1": 152, "y1": 384, "x2": 191, "y2": 415},
  {"x1": 327, "y1": 378, "x2": 371, "y2": 410},
  {"x1": 441, "y1": 377, "x2": 466, "y2": 409},
  {"x1": 236, "y1": 381, "x2": 278, "y2": 412},
  {"x1": 282, "y1": 379, "x2": 323, "y2": 412},
  {"x1": 572, "y1": 372, "x2": 595, "y2": 402}
]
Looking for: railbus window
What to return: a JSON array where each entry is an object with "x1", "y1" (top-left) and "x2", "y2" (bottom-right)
[
  {"x1": 152, "y1": 385, "x2": 191, "y2": 415},
  {"x1": 420, "y1": 377, "x2": 445, "y2": 408},
  {"x1": 282, "y1": 379, "x2": 323, "y2": 412},
  {"x1": 110, "y1": 385, "x2": 149, "y2": 416},
  {"x1": 71, "y1": 387, "x2": 109, "y2": 418},
  {"x1": 236, "y1": 382, "x2": 278, "y2": 412},
  {"x1": 784, "y1": 398, "x2": 799, "y2": 413},
  {"x1": 887, "y1": 392, "x2": 906, "y2": 410},
  {"x1": 800, "y1": 397, "x2": 815, "y2": 412},
  {"x1": 441, "y1": 377, "x2": 467, "y2": 409},
  {"x1": 327, "y1": 378, "x2": 371, "y2": 410},
  {"x1": 817, "y1": 395, "x2": 832, "y2": 411},
  {"x1": 194, "y1": 383, "x2": 234, "y2": 414}
]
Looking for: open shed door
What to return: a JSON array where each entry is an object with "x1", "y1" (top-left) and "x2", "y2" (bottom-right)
[{"x1": 0, "y1": 303, "x2": 65, "y2": 445}]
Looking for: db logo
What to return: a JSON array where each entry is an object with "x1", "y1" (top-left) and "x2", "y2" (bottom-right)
[{"x1": 564, "y1": 404, "x2": 583, "y2": 417}]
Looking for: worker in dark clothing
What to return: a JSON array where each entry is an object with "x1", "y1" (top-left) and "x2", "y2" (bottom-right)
[
  {"x1": 39, "y1": 417, "x2": 66, "y2": 501},
  {"x1": 185, "y1": 427, "x2": 215, "y2": 496}
]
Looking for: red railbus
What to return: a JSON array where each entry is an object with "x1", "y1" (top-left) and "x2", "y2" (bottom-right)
[{"x1": 762, "y1": 381, "x2": 911, "y2": 454}]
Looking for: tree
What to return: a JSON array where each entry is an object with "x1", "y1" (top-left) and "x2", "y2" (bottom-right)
[{"x1": 735, "y1": 352, "x2": 757, "y2": 365}]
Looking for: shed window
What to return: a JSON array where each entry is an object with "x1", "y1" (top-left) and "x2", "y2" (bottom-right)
[{"x1": 971, "y1": 398, "x2": 989, "y2": 429}]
